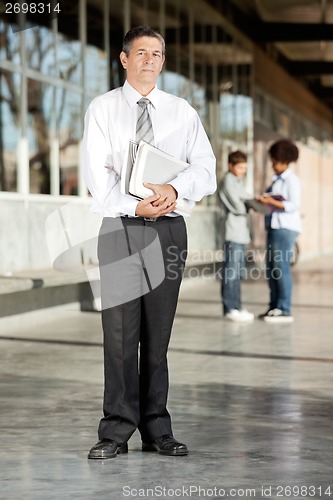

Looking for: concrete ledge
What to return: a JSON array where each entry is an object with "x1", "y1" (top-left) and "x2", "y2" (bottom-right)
[
  {"x1": 0, "y1": 270, "x2": 89, "y2": 295},
  {"x1": 0, "y1": 282, "x2": 96, "y2": 318},
  {"x1": 0, "y1": 256, "x2": 224, "y2": 318},
  {"x1": 0, "y1": 269, "x2": 98, "y2": 318}
]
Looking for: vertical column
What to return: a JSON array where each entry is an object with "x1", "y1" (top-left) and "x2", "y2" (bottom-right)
[
  {"x1": 143, "y1": 0, "x2": 149, "y2": 25},
  {"x1": 231, "y1": 40, "x2": 238, "y2": 141},
  {"x1": 17, "y1": 15, "x2": 29, "y2": 195},
  {"x1": 78, "y1": 0, "x2": 87, "y2": 197},
  {"x1": 124, "y1": 0, "x2": 130, "y2": 36},
  {"x1": 50, "y1": 10, "x2": 59, "y2": 195},
  {"x1": 104, "y1": 0, "x2": 110, "y2": 90},
  {"x1": 159, "y1": 0, "x2": 165, "y2": 37},
  {"x1": 188, "y1": 5, "x2": 194, "y2": 103},
  {"x1": 175, "y1": 2, "x2": 181, "y2": 94},
  {"x1": 50, "y1": 130, "x2": 60, "y2": 195},
  {"x1": 210, "y1": 25, "x2": 219, "y2": 156},
  {"x1": 159, "y1": 0, "x2": 165, "y2": 90},
  {"x1": 246, "y1": 59, "x2": 255, "y2": 196}
]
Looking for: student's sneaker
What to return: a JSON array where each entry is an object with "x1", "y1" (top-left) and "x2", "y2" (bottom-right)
[
  {"x1": 259, "y1": 308, "x2": 294, "y2": 323},
  {"x1": 258, "y1": 309, "x2": 272, "y2": 319},
  {"x1": 225, "y1": 309, "x2": 254, "y2": 322},
  {"x1": 239, "y1": 309, "x2": 255, "y2": 321}
]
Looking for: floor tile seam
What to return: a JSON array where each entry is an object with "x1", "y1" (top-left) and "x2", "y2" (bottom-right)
[
  {"x1": 0, "y1": 336, "x2": 102, "y2": 348},
  {"x1": 168, "y1": 347, "x2": 333, "y2": 364}
]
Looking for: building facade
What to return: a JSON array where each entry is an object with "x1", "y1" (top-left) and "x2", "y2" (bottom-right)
[{"x1": 0, "y1": 0, "x2": 332, "y2": 274}]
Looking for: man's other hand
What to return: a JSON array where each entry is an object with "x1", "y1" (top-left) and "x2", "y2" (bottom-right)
[
  {"x1": 143, "y1": 183, "x2": 178, "y2": 208},
  {"x1": 135, "y1": 193, "x2": 177, "y2": 218}
]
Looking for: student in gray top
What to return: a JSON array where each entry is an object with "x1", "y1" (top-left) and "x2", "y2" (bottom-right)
[{"x1": 219, "y1": 151, "x2": 254, "y2": 322}]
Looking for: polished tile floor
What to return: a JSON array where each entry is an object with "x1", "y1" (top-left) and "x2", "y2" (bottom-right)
[{"x1": 0, "y1": 258, "x2": 333, "y2": 499}]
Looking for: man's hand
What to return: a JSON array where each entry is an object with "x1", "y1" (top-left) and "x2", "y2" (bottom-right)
[
  {"x1": 144, "y1": 183, "x2": 177, "y2": 208},
  {"x1": 135, "y1": 193, "x2": 177, "y2": 218}
]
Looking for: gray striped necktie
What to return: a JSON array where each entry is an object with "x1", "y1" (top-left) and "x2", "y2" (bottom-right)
[{"x1": 136, "y1": 97, "x2": 154, "y2": 145}]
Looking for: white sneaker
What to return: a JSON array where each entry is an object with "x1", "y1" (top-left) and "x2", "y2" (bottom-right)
[
  {"x1": 263, "y1": 308, "x2": 294, "y2": 323},
  {"x1": 239, "y1": 309, "x2": 255, "y2": 321},
  {"x1": 225, "y1": 309, "x2": 254, "y2": 322}
]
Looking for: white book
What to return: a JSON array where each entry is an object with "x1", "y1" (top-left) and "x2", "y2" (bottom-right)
[
  {"x1": 121, "y1": 140, "x2": 193, "y2": 216},
  {"x1": 121, "y1": 140, "x2": 139, "y2": 197}
]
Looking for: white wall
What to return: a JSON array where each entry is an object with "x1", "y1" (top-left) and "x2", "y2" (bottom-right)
[{"x1": 0, "y1": 195, "x2": 218, "y2": 274}]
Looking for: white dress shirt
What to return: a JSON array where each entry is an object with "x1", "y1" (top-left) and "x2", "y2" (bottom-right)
[
  {"x1": 268, "y1": 167, "x2": 301, "y2": 233},
  {"x1": 81, "y1": 80, "x2": 216, "y2": 218}
]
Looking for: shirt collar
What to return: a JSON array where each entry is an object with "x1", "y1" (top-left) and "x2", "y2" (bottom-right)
[
  {"x1": 122, "y1": 80, "x2": 160, "y2": 109},
  {"x1": 273, "y1": 167, "x2": 292, "y2": 182}
]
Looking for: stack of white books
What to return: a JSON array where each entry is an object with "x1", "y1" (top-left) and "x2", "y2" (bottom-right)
[{"x1": 121, "y1": 140, "x2": 193, "y2": 216}]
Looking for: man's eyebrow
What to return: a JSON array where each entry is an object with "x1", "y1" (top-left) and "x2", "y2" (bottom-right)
[{"x1": 136, "y1": 48, "x2": 162, "y2": 54}]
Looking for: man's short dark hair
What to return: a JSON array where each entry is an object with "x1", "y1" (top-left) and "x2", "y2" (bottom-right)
[
  {"x1": 268, "y1": 139, "x2": 299, "y2": 164},
  {"x1": 122, "y1": 26, "x2": 165, "y2": 56},
  {"x1": 228, "y1": 150, "x2": 247, "y2": 166}
]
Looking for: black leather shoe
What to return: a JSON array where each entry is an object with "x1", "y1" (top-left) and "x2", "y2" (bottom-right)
[
  {"x1": 142, "y1": 434, "x2": 188, "y2": 456},
  {"x1": 88, "y1": 438, "x2": 128, "y2": 459}
]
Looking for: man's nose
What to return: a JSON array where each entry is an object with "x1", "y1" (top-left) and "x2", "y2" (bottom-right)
[{"x1": 145, "y1": 53, "x2": 154, "y2": 63}]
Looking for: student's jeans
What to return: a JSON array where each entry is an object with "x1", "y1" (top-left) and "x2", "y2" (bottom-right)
[
  {"x1": 221, "y1": 240, "x2": 245, "y2": 314},
  {"x1": 266, "y1": 228, "x2": 299, "y2": 315}
]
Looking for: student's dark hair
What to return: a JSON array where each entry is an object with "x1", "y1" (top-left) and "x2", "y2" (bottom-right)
[
  {"x1": 122, "y1": 25, "x2": 165, "y2": 56},
  {"x1": 268, "y1": 139, "x2": 299, "y2": 164},
  {"x1": 228, "y1": 150, "x2": 247, "y2": 166}
]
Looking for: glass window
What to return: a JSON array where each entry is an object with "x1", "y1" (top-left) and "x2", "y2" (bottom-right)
[
  {"x1": 86, "y1": 4, "x2": 108, "y2": 96},
  {"x1": 57, "y1": 34, "x2": 82, "y2": 84},
  {"x1": 0, "y1": 18, "x2": 21, "y2": 64},
  {"x1": 220, "y1": 41, "x2": 253, "y2": 144},
  {"x1": 25, "y1": 25, "x2": 56, "y2": 76},
  {"x1": 57, "y1": 89, "x2": 81, "y2": 195},
  {"x1": 162, "y1": 70, "x2": 207, "y2": 126},
  {"x1": 27, "y1": 79, "x2": 55, "y2": 194},
  {"x1": 85, "y1": 45, "x2": 108, "y2": 96},
  {"x1": 57, "y1": 1, "x2": 81, "y2": 84},
  {"x1": 0, "y1": 69, "x2": 20, "y2": 192}
]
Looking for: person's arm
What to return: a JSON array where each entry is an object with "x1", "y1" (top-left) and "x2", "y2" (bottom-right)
[
  {"x1": 81, "y1": 98, "x2": 139, "y2": 216},
  {"x1": 81, "y1": 99, "x2": 137, "y2": 216},
  {"x1": 166, "y1": 109, "x2": 217, "y2": 201},
  {"x1": 256, "y1": 175, "x2": 301, "y2": 212},
  {"x1": 282, "y1": 175, "x2": 301, "y2": 212},
  {"x1": 219, "y1": 175, "x2": 247, "y2": 215}
]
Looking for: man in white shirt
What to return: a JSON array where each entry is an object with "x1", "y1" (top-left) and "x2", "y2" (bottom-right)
[{"x1": 81, "y1": 25, "x2": 216, "y2": 459}]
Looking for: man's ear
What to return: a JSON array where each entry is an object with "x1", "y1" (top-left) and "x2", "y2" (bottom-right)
[
  {"x1": 119, "y1": 51, "x2": 128, "y2": 70},
  {"x1": 160, "y1": 55, "x2": 165, "y2": 71}
]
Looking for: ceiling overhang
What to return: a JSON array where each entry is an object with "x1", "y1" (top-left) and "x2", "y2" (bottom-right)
[{"x1": 206, "y1": 0, "x2": 333, "y2": 112}]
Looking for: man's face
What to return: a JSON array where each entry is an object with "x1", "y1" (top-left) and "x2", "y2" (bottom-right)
[
  {"x1": 229, "y1": 161, "x2": 247, "y2": 178},
  {"x1": 120, "y1": 36, "x2": 165, "y2": 92}
]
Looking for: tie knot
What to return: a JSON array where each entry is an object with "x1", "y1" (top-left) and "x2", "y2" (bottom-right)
[{"x1": 137, "y1": 97, "x2": 150, "y2": 108}]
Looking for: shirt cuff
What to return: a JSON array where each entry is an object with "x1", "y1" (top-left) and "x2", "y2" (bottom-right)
[
  {"x1": 120, "y1": 197, "x2": 139, "y2": 217},
  {"x1": 168, "y1": 178, "x2": 186, "y2": 200},
  {"x1": 282, "y1": 201, "x2": 297, "y2": 212}
]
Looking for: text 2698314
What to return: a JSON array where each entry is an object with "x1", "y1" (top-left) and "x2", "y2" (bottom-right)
[{"x1": 5, "y1": 2, "x2": 61, "y2": 15}]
